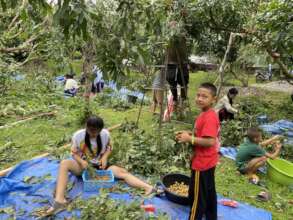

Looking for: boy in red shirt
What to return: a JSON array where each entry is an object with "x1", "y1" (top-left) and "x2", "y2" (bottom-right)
[{"x1": 176, "y1": 82, "x2": 220, "y2": 220}]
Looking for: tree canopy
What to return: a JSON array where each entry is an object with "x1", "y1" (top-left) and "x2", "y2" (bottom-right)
[{"x1": 0, "y1": 0, "x2": 292, "y2": 79}]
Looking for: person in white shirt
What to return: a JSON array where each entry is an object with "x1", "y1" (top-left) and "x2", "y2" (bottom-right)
[
  {"x1": 45, "y1": 116, "x2": 161, "y2": 215},
  {"x1": 91, "y1": 66, "x2": 104, "y2": 93},
  {"x1": 214, "y1": 88, "x2": 239, "y2": 122},
  {"x1": 64, "y1": 74, "x2": 78, "y2": 96}
]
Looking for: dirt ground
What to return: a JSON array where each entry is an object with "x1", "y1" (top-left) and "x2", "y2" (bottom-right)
[
  {"x1": 220, "y1": 86, "x2": 267, "y2": 97},
  {"x1": 220, "y1": 80, "x2": 293, "y2": 97},
  {"x1": 251, "y1": 80, "x2": 293, "y2": 93}
]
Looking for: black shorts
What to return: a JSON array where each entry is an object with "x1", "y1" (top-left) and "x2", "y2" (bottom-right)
[{"x1": 166, "y1": 64, "x2": 189, "y2": 87}]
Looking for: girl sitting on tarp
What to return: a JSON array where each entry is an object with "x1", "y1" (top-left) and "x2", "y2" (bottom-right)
[
  {"x1": 64, "y1": 73, "x2": 78, "y2": 97},
  {"x1": 45, "y1": 116, "x2": 161, "y2": 215}
]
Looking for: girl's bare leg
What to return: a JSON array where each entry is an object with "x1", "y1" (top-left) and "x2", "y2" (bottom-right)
[
  {"x1": 46, "y1": 159, "x2": 83, "y2": 213},
  {"x1": 108, "y1": 165, "x2": 153, "y2": 195}
]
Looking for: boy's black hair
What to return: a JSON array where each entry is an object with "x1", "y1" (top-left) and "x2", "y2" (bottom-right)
[
  {"x1": 85, "y1": 116, "x2": 104, "y2": 157},
  {"x1": 247, "y1": 127, "x2": 262, "y2": 142},
  {"x1": 228, "y1": 88, "x2": 238, "y2": 95},
  {"x1": 199, "y1": 82, "x2": 217, "y2": 96}
]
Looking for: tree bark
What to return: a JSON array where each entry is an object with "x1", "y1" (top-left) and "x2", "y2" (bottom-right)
[
  {"x1": 216, "y1": 33, "x2": 244, "y2": 96},
  {"x1": 81, "y1": 41, "x2": 96, "y2": 120},
  {"x1": 217, "y1": 33, "x2": 234, "y2": 96},
  {"x1": 266, "y1": 48, "x2": 291, "y2": 79}
]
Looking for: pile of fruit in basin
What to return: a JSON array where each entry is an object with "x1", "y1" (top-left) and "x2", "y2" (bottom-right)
[
  {"x1": 95, "y1": 175, "x2": 111, "y2": 181},
  {"x1": 168, "y1": 181, "x2": 189, "y2": 197},
  {"x1": 82, "y1": 166, "x2": 115, "y2": 192}
]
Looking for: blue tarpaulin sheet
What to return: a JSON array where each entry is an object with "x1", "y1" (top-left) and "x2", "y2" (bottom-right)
[
  {"x1": 260, "y1": 120, "x2": 293, "y2": 138},
  {"x1": 260, "y1": 119, "x2": 293, "y2": 147},
  {"x1": 55, "y1": 76, "x2": 145, "y2": 101},
  {"x1": 104, "y1": 80, "x2": 145, "y2": 101},
  {"x1": 0, "y1": 157, "x2": 272, "y2": 220}
]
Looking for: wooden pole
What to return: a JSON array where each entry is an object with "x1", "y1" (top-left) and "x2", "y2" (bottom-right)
[
  {"x1": 0, "y1": 111, "x2": 56, "y2": 130},
  {"x1": 136, "y1": 66, "x2": 152, "y2": 127},
  {"x1": 136, "y1": 92, "x2": 145, "y2": 126},
  {"x1": 0, "y1": 153, "x2": 50, "y2": 177}
]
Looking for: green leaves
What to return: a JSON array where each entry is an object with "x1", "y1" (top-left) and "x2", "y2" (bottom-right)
[
  {"x1": 111, "y1": 122, "x2": 191, "y2": 176},
  {"x1": 0, "y1": 0, "x2": 6, "y2": 11},
  {"x1": 54, "y1": 0, "x2": 89, "y2": 40},
  {"x1": 69, "y1": 190, "x2": 169, "y2": 220},
  {"x1": 23, "y1": 174, "x2": 52, "y2": 184},
  {"x1": 0, "y1": 206, "x2": 14, "y2": 215}
]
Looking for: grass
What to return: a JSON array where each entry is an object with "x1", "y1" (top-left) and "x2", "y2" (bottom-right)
[{"x1": 0, "y1": 69, "x2": 292, "y2": 220}]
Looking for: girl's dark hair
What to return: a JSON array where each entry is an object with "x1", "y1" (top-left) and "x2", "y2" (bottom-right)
[
  {"x1": 228, "y1": 88, "x2": 238, "y2": 95},
  {"x1": 85, "y1": 116, "x2": 104, "y2": 157},
  {"x1": 228, "y1": 88, "x2": 238, "y2": 104}
]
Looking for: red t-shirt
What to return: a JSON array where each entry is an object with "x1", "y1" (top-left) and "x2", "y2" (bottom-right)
[{"x1": 191, "y1": 108, "x2": 220, "y2": 171}]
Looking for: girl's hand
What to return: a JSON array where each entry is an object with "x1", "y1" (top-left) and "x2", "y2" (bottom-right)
[
  {"x1": 99, "y1": 157, "x2": 108, "y2": 170},
  {"x1": 81, "y1": 160, "x2": 89, "y2": 170},
  {"x1": 176, "y1": 131, "x2": 192, "y2": 143}
]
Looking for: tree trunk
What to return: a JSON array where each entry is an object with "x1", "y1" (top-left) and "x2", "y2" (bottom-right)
[
  {"x1": 216, "y1": 33, "x2": 244, "y2": 95},
  {"x1": 217, "y1": 33, "x2": 234, "y2": 96},
  {"x1": 266, "y1": 48, "x2": 291, "y2": 79},
  {"x1": 82, "y1": 41, "x2": 95, "y2": 121}
]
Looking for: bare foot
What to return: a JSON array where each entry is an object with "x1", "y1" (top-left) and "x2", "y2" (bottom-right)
[
  {"x1": 45, "y1": 199, "x2": 67, "y2": 215},
  {"x1": 248, "y1": 174, "x2": 259, "y2": 184}
]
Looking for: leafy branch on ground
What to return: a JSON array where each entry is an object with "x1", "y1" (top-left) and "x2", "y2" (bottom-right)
[{"x1": 68, "y1": 190, "x2": 169, "y2": 220}]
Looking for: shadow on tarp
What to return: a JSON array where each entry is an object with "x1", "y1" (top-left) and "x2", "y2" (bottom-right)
[{"x1": 0, "y1": 157, "x2": 272, "y2": 220}]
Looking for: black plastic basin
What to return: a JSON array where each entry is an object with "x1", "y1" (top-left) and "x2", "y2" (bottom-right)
[{"x1": 162, "y1": 173, "x2": 190, "y2": 205}]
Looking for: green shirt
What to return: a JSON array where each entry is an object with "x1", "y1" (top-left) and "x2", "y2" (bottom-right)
[{"x1": 236, "y1": 139, "x2": 266, "y2": 168}]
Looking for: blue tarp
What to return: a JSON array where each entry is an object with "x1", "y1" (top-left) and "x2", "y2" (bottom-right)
[
  {"x1": 54, "y1": 76, "x2": 145, "y2": 101},
  {"x1": 55, "y1": 76, "x2": 65, "y2": 83},
  {"x1": 260, "y1": 119, "x2": 293, "y2": 147},
  {"x1": 104, "y1": 80, "x2": 145, "y2": 101},
  {"x1": 260, "y1": 120, "x2": 293, "y2": 138},
  {"x1": 12, "y1": 74, "x2": 25, "y2": 81},
  {"x1": 0, "y1": 157, "x2": 272, "y2": 220},
  {"x1": 219, "y1": 147, "x2": 238, "y2": 161}
]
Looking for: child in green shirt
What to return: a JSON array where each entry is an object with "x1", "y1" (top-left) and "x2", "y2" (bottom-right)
[{"x1": 236, "y1": 127, "x2": 282, "y2": 183}]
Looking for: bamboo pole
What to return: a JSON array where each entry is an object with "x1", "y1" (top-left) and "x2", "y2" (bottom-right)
[
  {"x1": 0, "y1": 153, "x2": 50, "y2": 177},
  {"x1": 0, "y1": 111, "x2": 56, "y2": 130},
  {"x1": 0, "y1": 123, "x2": 122, "y2": 177}
]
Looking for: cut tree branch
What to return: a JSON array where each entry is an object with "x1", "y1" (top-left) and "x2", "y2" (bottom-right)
[
  {"x1": 216, "y1": 33, "x2": 244, "y2": 96},
  {"x1": 7, "y1": 0, "x2": 27, "y2": 30},
  {"x1": 0, "y1": 34, "x2": 38, "y2": 53},
  {"x1": 0, "y1": 18, "x2": 49, "y2": 54}
]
